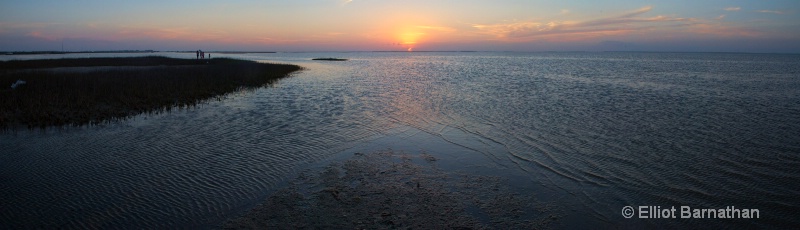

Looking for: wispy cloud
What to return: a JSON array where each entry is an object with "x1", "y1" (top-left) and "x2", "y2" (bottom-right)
[
  {"x1": 472, "y1": 6, "x2": 695, "y2": 41},
  {"x1": 250, "y1": 37, "x2": 307, "y2": 44},
  {"x1": 118, "y1": 27, "x2": 192, "y2": 40},
  {"x1": 724, "y1": 7, "x2": 741, "y2": 12},
  {"x1": 115, "y1": 26, "x2": 237, "y2": 43},
  {"x1": 0, "y1": 22, "x2": 67, "y2": 40},
  {"x1": 688, "y1": 23, "x2": 762, "y2": 37},
  {"x1": 616, "y1": 6, "x2": 654, "y2": 18},
  {"x1": 0, "y1": 22, "x2": 64, "y2": 31},
  {"x1": 26, "y1": 31, "x2": 59, "y2": 40},
  {"x1": 757, "y1": 10, "x2": 785, "y2": 14},
  {"x1": 716, "y1": 15, "x2": 726, "y2": 20}
]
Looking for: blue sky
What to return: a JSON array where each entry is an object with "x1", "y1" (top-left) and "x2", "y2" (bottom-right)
[{"x1": 1, "y1": 0, "x2": 799, "y2": 52}]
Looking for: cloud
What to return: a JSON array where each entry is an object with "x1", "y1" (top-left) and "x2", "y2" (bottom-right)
[
  {"x1": 472, "y1": 6, "x2": 695, "y2": 41},
  {"x1": 616, "y1": 6, "x2": 654, "y2": 18},
  {"x1": 0, "y1": 22, "x2": 65, "y2": 35},
  {"x1": 0, "y1": 22, "x2": 107, "y2": 41},
  {"x1": 118, "y1": 27, "x2": 194, "y2": 40},
  {"x1": 716, "y1": 15, "x2": 726, "y2": 20},
  {"x1": 5, "y1": 24, "x2": 67, "y2": 41},
  {"x1": 757, "y1": 10, "x2": 785, "y2": 14},
  {"x1": 724, "y1": 7, "x2": 741, "y2": 12},
  {"x1": 26, "y1": 31, "x2": 59, "y2": 41},
  {"x1": 113, "y1": 26, "x2": 240, "y2": 44},
  {"x1": 687, "y1": 23, "x2": 762, "y2": 37}
]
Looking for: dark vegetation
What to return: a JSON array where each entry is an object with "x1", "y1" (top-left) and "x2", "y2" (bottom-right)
[
  {"x1": 1, "y1": 56, "x2": 201, "y2": 69},
  {"x1": 0, "y1": 56, "x2": 301, "y2": 130}
]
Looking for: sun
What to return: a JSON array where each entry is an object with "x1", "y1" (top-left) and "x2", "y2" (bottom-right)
[
  {"x1": 399, "y1": 32, "x2": 423, "y2": 45},
  {"x1": 398, "y1": 31, "x2": 423, "y2": 52}
]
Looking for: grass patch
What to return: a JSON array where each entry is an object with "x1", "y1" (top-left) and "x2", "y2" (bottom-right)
[{"x1": 0, "y1": 56, "x2": 301, "y2": 130}]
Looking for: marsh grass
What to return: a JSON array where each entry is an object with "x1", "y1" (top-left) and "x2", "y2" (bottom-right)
[{"x1": 0, "y1": 56, "x2": 301, "y2": 130}]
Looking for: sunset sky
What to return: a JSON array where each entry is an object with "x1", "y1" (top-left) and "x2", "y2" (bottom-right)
[{"x1": 1, "y1": 0, "x2": 799, "y2": 52}]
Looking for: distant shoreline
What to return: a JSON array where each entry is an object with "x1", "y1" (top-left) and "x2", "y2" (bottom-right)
[
  {"x1": 3, "y1": 50, "x2": 798, "y2": 55},
  {"x1": 0, "y1": 56, "x2": 301, "y2": 130},
  {"x1": 2, "y1": 51, "x2": 278, "y2": 55},
  {"x1": 2, "y1": 50, "x2": 159, "y2": 55}
]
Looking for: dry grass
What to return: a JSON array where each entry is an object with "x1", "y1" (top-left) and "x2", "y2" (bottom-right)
[{"x1": 0, "y1": 56, "x2": 301, "y2": 130}]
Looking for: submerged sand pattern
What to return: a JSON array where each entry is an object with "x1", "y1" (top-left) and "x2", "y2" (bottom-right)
[{"x1": 224, "y1": 151, "x2": 561, "y2": 229}]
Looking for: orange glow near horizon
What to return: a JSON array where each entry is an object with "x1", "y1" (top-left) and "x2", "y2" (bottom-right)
[
  {"x1": 399, "y1": 32, "x2": 423, "y2": 45},
  {"x1": 1, "y1": 1, "x2": 798, "y2": 52},
  {"x1": 398, "y1": 30, "x2": 424, "y2": 51}
]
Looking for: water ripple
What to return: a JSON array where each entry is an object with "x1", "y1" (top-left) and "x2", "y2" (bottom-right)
[{"x1": 2, "y1": 52, "x2": 799, "y2": 228}]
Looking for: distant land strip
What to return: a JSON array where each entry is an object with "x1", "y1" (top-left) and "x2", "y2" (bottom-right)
[
  {"x1": 2, "y1": 50, "x2": 278, "y2": 55},
  {"x1": 2, "y1": 50, "x2": 159, "y2": 55},
  {"x1": 0, "y1": 56, "x2": 301, "y2": 130}
]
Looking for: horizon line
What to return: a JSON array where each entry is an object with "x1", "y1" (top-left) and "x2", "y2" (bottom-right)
[{"x1": 3, "y1": 50, "x2": 799, "y2": 55}]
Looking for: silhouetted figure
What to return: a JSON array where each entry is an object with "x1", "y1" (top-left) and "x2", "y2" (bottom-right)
[
  {"x1": 208, "y1": 53, "x2": 211, "y2": 59},
  {"x1": 196, "y1": 50, "x2": 199, "y2": 59}
]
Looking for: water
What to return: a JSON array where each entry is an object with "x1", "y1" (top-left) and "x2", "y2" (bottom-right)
[{"x1": 2, "y1": 52, "x2": 799, "y2": 228}]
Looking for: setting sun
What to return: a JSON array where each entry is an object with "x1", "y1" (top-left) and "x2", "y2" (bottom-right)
[
  {"x1": 398, "y1": 30, "x2": 424, "y2": 51},
  {"x1": 1, "y1": 1, "x2": 798, "y2": 52},
  {"x1": 399, "y1": 32, "x2": 423, "y2": 45},
  {"x1": 1, "y1": 0, "x2": 799, "y2": 229}
]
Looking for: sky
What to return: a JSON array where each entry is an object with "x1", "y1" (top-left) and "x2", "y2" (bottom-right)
[{"x1": 1, "y1": 0, "x2": 799, "y2": 52}]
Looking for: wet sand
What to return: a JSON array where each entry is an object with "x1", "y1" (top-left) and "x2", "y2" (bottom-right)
[{"x1": 222, "y1": 151, "x2": 561, "y2": 229}]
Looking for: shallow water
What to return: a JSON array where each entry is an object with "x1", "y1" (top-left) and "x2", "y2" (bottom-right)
[{"x1": 2, "y1": 52, "x2": 799, "y2": 228}]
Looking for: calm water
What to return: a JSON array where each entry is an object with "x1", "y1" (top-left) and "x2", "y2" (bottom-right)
[{"x1": 2, "y1": 52, "x2": 799, "y2": 228}]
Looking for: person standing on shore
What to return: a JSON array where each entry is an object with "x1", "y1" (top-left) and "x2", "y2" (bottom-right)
[{"x1": 196, "y1": 50, "x2": 199, "y2": 59}]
